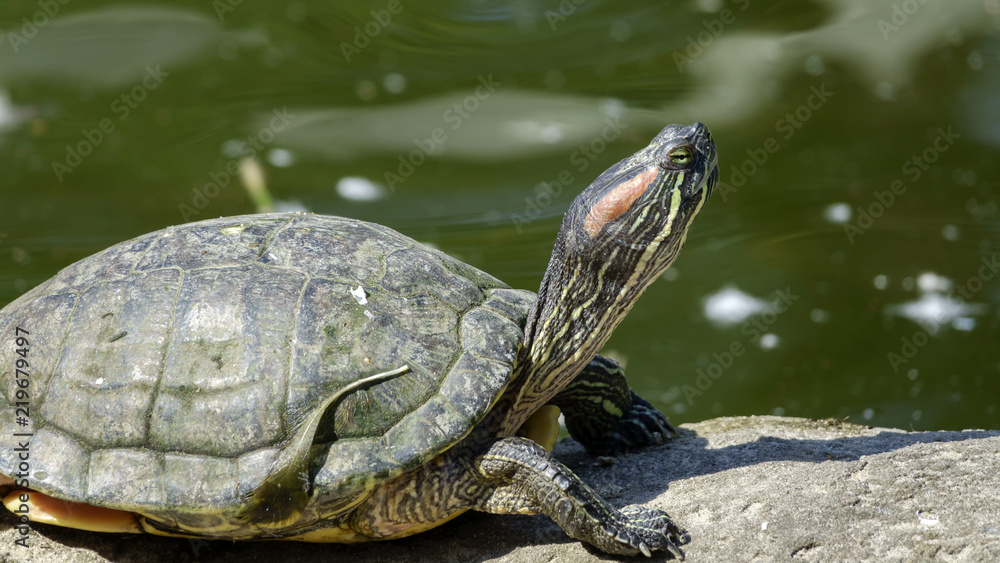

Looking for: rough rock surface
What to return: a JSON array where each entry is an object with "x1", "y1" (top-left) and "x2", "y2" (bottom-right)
[{"x1": 1, "y1": 416, "x2": 998, "y2": 562}]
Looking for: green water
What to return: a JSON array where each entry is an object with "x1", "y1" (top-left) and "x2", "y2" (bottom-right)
[{"x1": 1, "y1": 0, "x2": 998, "y2": 432}]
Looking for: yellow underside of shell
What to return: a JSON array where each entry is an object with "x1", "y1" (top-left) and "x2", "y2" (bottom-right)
[
  {"x1": 518, "y1": 404, "x2": 560, "y2": 453},
  {"x1": 3, "y1": 490, "x2": 141, "y2": 533}
]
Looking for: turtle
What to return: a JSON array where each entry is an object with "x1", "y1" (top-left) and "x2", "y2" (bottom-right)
[{"x1": 0, "y1": 122, "x2": 718, "y2": 557}]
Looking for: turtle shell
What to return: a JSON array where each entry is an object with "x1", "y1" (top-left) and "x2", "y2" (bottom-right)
[{"x1": 0, "y1": 213, "x2": 535, "y2": 531}]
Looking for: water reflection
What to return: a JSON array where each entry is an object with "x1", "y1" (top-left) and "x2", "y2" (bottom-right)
[
  {"x1": 673, "y1": 0, "x2": 994, "y2": 125},
  {"x1": 702, "y1": 286, "x2": 768, "y2": 327},
  {"x1": 264, "y1": 90, "x2": 632, "y2": 161},
  {"x1": 885, "y1": 272, "x2": 991, "y2": 333},
  {"x1": 0, "y1": 6, "x2": 223, "y2": 88}
]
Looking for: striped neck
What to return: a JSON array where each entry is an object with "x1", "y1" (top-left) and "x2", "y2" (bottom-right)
[{"x1": 501, "y1": 123, "x2": 718, "y2": 434}]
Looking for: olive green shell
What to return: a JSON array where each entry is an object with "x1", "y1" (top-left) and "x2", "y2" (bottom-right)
[{"x1": 0, "y1": 213, "x2": 534, "y2": 523}]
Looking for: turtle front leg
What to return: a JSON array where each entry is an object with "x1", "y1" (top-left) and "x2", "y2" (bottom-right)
[
  {"x1": 475, "y1": 437, "x2": 685, "y2": 558},
  {"x1": 341, "y1": 436, "x2": 684, "y2": 557},
  {"x1": 551, "y1": 355, "x2": 677, "y2": 455}
]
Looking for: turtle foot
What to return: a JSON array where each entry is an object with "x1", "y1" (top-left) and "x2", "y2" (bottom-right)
[
  {"x1": 476, "y1": 437, "x2": 686, "y2": 558},
  {"x1": 582, "y1": 392, "x2": 677, "y2": 455},
  {"x1": 604, "y1": 504, "x2": 687, "y2": 559}
]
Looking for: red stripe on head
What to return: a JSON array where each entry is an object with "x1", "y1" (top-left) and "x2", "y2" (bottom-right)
[{"x1": 583, "y1": 165, "x2": 660, "y2": 238}]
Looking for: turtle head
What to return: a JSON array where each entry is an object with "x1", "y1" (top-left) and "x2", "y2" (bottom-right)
[
  {"x1": 507, "y1": 123, "x2": 717, "y2": 430},
  {"x1": 571, "y1": 122, "x2": 717, "y2": 258}
]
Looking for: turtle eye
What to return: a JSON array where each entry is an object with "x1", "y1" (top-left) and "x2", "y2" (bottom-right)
[{"x1": 663, "y1": 146, "x2": 694, "y2": 168}]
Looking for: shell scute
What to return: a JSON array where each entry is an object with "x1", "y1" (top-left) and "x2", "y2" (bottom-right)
[
  {"x1": 0, "y1": 427, "x2": 89, "y2": 503},
  {"x1": 381, "y1": 249, "x2": 485, "y2": 312},
  {"x1": 134, "y1": 216, "x2": 290, "y2": 273},
  {"x1": 236, "y1": 447, "x2": 280, "y2": 499},
  {"x1": 47, "y1": 233, "x2": 160, "y2": 294},
  {"x1": 460, "y1": 308, "x2": 523, "y2": 365},
  {"x1": 383, "y1": 394, "x2": 470, "y2": 467},
  {"x1": 312, "y1": 438, "x2": 397, "y2": 505},
  {"x1": 164, "y1": 453, "x2": 239, "y2": 509},
  {"x1": 260, "y1": 219, "x2": 408, "y2": 285},
  {"x1": 87, "y1": 448, "x2": 165, "y2": 509},
  {"x1": 438, "y1": 352, "x2": 512, "y2": 421},
  {"x1": 0, "y1": 291, "x2": 77, "y2": 403}
]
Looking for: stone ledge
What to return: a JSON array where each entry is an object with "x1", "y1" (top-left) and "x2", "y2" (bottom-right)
[{"x1": 2, "y1": 416, "x2": 998, "y2": 562}]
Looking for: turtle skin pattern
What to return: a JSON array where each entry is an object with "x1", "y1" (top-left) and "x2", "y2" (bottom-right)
[{"x1": 552, "y1": 355, "x2": 677, "y2": 455}]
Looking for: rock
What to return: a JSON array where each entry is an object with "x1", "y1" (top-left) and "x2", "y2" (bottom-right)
[{"x1": 2, "y1": 416, "x2": 998, "y2": 562}]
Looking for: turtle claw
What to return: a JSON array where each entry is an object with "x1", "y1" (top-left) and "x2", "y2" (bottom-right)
[
  {"x1": 661, "y1": 416, "x2": 680, "y2": 438},
  {"x1": 639, "y1": 541, "x2": 652, "y2": 557},
  {"x1": 629, "y1": 392, "x2": 677, "y2": 439},
  {"x1": 615, "y1": 504, "x2": 686, "y2": 559}
]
